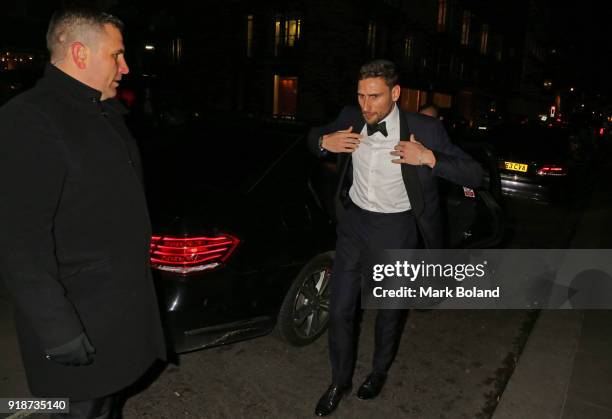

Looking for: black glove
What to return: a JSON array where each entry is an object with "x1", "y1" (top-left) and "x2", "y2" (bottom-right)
[{"x1": 44, "y1": 332, "x2": 96, "y2": 366}]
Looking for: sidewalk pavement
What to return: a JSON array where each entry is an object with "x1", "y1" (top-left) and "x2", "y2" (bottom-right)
[
  {"x1": 493, "y1": 161, "x2": 612, "y2": 419},
  {"x1": 494, "y1": 311, "x2": 612, "y2": 419}
]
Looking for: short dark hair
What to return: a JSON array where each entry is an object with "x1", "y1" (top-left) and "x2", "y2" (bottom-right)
[
  {"x1": 358, "y1": 59, "x2": 399, "y2": 88},
  {"x1": 419, "y1": 103, "x2": 439, "y2": 113},
  {"x1": 46, "y1": 6, "x2": 124, "y2": 60}
]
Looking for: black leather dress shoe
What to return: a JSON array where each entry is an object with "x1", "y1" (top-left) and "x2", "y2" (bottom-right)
[
  {"x1": 315, "y1": 384, "x2": 350, "y2": 416},
  {"x1": 356, "y1": 372, "x2": 387, "y2": 400}
]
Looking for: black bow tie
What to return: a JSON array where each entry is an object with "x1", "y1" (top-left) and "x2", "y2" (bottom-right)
[{"x1": 367, "y1": 121, "x2": 387, "y2": 137}]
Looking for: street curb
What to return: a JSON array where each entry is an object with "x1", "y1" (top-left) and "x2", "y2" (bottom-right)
[
  {"x1": 492, "y1": 311, "x2": 584, "y2": 419},
  {"x1": 493, "y1": 154, "x2": 611, "y2": 418}
]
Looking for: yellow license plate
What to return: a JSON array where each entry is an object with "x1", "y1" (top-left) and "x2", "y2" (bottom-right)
[{"x1": 504, "y1": 161, "x2": 528, "y2": 172}]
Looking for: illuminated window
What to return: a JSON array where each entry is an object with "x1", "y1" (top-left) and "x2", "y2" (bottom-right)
[
  {"x1": 480, "y1": 24, "x2": 488, "y2": 54},
  {"x1": 171, "y1": 38, "x2": 182, "y2": 62},
  {"x1": 367, "y1": 21, "x2": 376, "y2": 56},
  {"x1": 404, "y1": 36, "x2": 413, "y2": 59},
  {"x1": 285, "y1": 19, "x2": 301, "y2": 47},
  {"x1": 274, "y1": 19, "x2": 282, "y2": 56},
  {"x1": 274, "y1": 17, "x2": 301, "y2": 56},
  {"x1": 399, "y1": 88, "x2": 429, "y2": 112},
  {"x1": 437, "y1": 0, "x2": 447, "y2": 32},
  {"x1": 461, "y1": 11, "x2": 471, "y2": 46},
  {"x1": 273, "y1": 75, "x2": 298, "y2": 118},
  {"x1": 405, "y1": 92, "x2": 452, "y2": 113},
  {"x1": 432, "y1": 92, "x2": 452, "y2": 108},
  {"x1": 247, "y1": 15, "x2": 254, "y2": 57}
]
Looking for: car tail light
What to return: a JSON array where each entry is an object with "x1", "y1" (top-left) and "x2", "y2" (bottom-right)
[
  {"x1": 536, "y1": 165, "x2": 566, "y2": 176},
  {"x1": 149, "y1": 234, "x2": 240, "y2": 274}
]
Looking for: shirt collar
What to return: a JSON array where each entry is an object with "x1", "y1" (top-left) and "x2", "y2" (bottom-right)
[
  {"x1": 380, "y1": 103, "x2": 398, "y2": 126},
  {"x1": 374, "y1": 103, "x2": 399, "y2": 141}
]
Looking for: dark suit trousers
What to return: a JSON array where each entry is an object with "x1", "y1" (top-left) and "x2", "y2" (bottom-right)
[{"x1": 329, "y1": 202, "x2": 417, "y2": 387}]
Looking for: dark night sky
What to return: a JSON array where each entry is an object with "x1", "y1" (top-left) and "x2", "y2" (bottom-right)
[
  {"x1": 3, "y1": 0, "x2": 612, "y2": 96},
  {"x1": 549, "y1": 1, "x2": 612, "y2": 94}
]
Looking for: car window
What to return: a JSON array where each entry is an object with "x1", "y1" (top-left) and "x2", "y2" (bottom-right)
[{"x1": 137, "y1": 117, "x2": 306, "y2": 199}]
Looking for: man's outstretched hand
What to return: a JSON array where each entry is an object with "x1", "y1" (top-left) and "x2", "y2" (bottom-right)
[
  {"x1": 321, "y1": 126, "x2": 362, "y2": 153},
  {"x1": 391, "y1": 134, "x2": 436, "y2": 168}
]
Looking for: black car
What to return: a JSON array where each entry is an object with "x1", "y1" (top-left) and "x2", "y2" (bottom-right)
[
  {"x1": 488, "y1": 123, "x2": 586, "y2": 202},
  {"x1": 135, "y1": 113, "x2": 339, "y2": 353},
  {"x1": 129, "y1": 105, "x2": 505, "y2": 354}
]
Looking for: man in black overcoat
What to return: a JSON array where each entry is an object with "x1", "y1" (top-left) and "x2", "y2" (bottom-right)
[
  {"x1": 308, "y1": 60, "x2": 483, "y2": 416},
  {"x1": 0, "y1": 7, "x2": 166, "y2": 418}
]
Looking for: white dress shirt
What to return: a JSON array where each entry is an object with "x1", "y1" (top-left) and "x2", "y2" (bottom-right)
[{"x1": 348, "y1": 104, "x2": 411, "y2": 213}]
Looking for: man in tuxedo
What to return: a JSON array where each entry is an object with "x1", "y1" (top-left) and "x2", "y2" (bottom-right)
[{"x1": 308, "y1": 59, "x2": 483, "y2": 416}]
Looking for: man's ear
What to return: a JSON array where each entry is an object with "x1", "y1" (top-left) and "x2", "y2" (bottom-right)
[
  {"x1": 70, "y1": 42, "x2": 88, "y2": 69},
  {"x1": 391, "y1": 84, "x2": 401, "y2": 102}
]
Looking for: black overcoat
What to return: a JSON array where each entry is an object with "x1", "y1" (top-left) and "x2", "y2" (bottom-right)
[
  {"x1": 307, "y1": 105, "x2": 484, "y2": 248},
  {"x1": 0, "y1": 65, "x2": 166, "y2": 400}
]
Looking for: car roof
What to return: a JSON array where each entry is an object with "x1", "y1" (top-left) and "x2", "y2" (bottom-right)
[{"x1": 136, "y1": 115, "x2": 307, "y2": 198}]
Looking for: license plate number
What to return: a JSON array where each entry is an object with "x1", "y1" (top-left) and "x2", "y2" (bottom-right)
[{"x1": 504, "y1": 161, "x2": 528, "y2": 172}]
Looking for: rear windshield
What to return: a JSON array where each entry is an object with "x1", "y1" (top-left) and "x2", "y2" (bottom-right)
[{"x1": 136, "y1": 117, "x2": 306, "y2": 197}]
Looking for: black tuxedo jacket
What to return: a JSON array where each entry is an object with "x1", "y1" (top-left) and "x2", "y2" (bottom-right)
[{"x1": 307, "y1": 105, "x2": 483, "y2": 248}]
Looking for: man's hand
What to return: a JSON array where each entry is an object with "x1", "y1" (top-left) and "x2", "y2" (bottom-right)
[
  {"x1": 321, "y1": 126, "x2": 362, "y2": 153},
  {"x1": 44, "y1": 332, "x2": 96, "y2": 366},
  {"x1": 390, "y1": 134, "x2": 436, "y2": 168}
]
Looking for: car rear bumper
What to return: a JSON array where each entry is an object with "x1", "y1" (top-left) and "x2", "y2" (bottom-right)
[
  {"x1": 164, "y1": 313, "x2": 275, "y2": 353},
  {"x1": 501, "y1": 178, "x2": 552, "y2": 201},
  {"x1": 500, "y1": 176, "x2": 566, "y2": 202},
  {"x1": 152, "y1": 265, "x2": 297, "y2": 353}
]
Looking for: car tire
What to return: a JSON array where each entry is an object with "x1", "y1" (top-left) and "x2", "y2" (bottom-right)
[{"x1": 277, "y1": 251, "x2": 334, "y2": 346}]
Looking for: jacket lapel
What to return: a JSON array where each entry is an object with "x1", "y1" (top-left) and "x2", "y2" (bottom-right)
[
  {"x1": 335, "y1": 109, "x2": 424, "y2": 220},
  {"x1": 334, "y1": 114, "x2": 366, "y2": 217},
  {"x1": 399, "y1": 110, "x2": 424, "y2": 218}
]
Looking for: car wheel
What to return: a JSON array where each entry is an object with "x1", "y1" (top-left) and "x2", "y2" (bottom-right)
[{"x1": 277, "y1": 251, "x2": 334, "y2": 346}]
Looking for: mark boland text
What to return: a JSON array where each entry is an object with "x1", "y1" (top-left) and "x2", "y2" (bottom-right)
[{"x1": 372, "y1": 286, "x2": 501, "y2": 298}]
